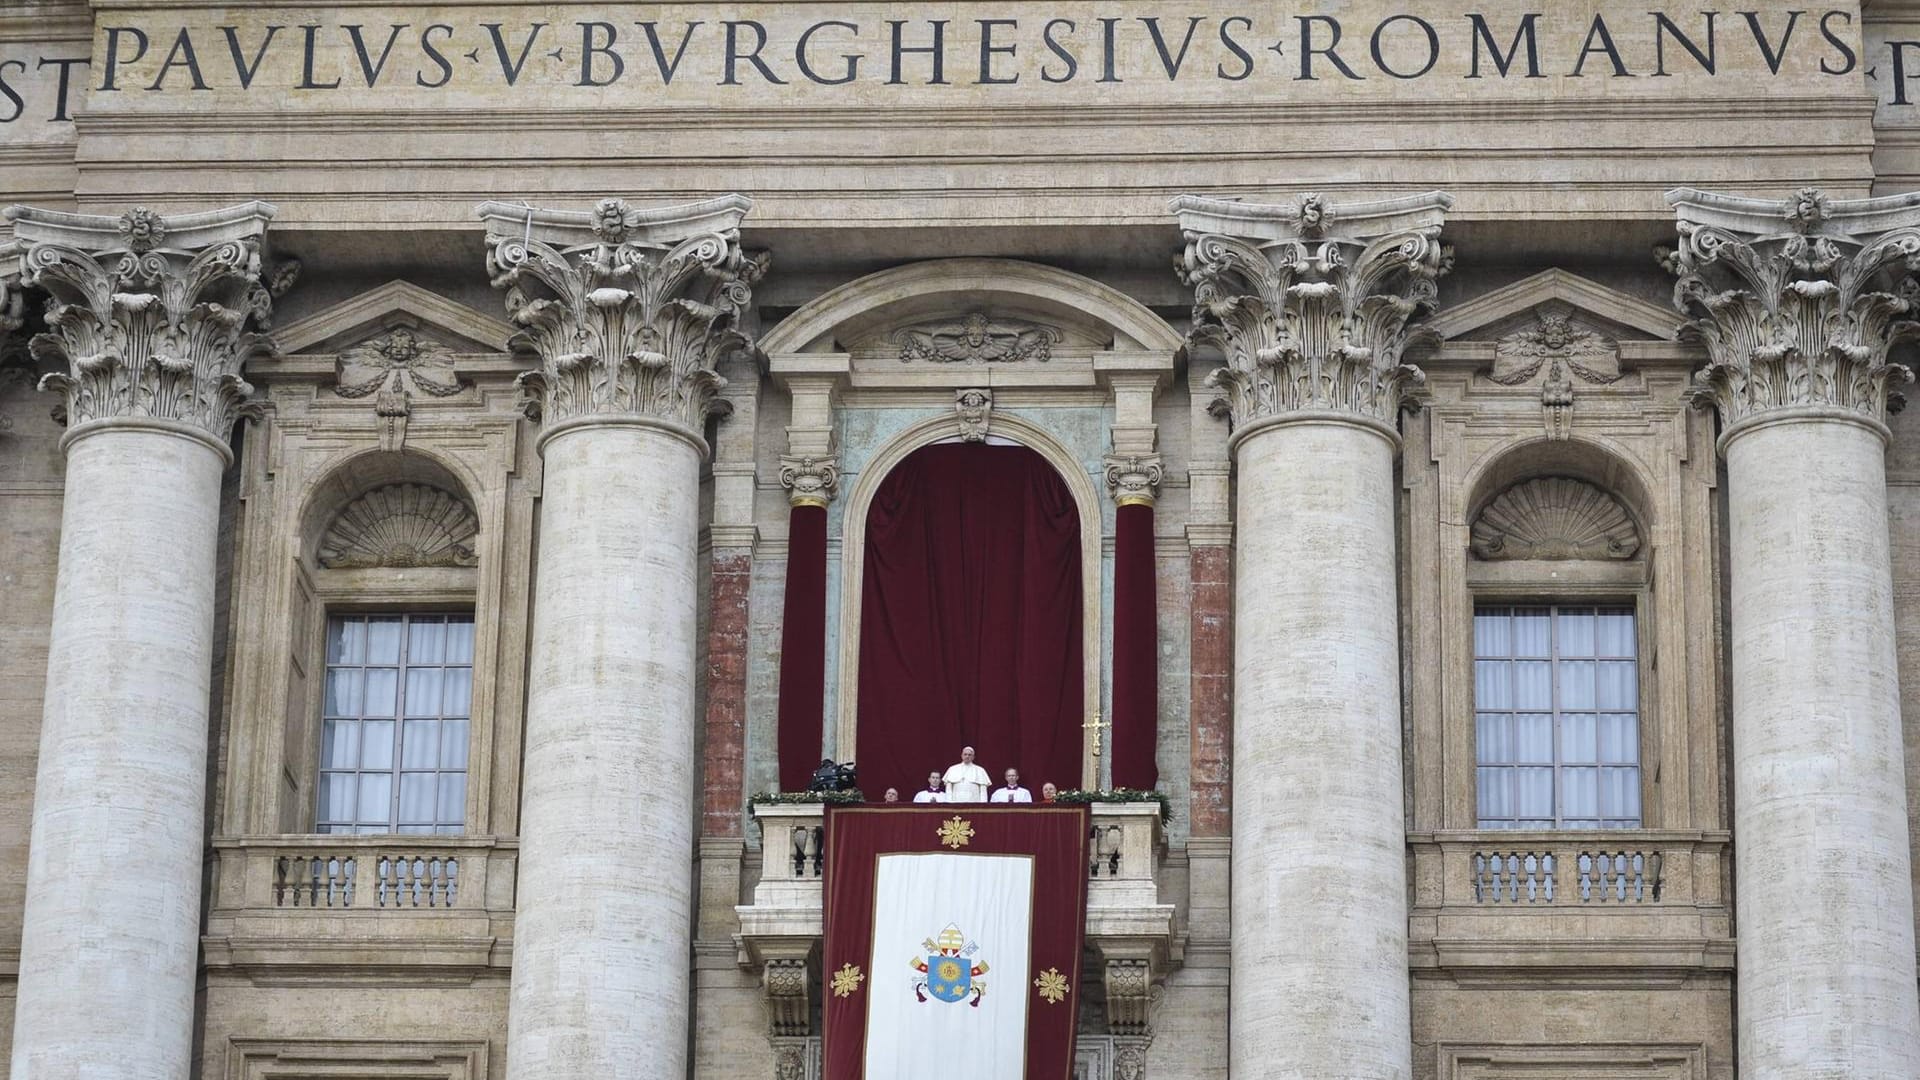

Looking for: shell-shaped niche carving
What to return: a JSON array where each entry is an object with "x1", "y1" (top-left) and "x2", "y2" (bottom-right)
[
  {"x1": 1471, "y1": 477, "x2": 1640, "y2": 561},
  {"x1": 318, "y1": 484, "x2": 479, "y2": 569}
]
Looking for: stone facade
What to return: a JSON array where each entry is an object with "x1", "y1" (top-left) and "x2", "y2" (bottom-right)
[{"x1": 10, "y1": 3, "x2": 1920, "y2": 1079}]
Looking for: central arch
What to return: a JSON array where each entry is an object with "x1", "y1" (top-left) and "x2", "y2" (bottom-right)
[{"x1": 837, "y1": 412, "x2": 1104, "y2": 789}]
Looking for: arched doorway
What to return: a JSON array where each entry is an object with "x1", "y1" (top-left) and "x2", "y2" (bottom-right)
[{"x1": 852, "y1": 440, "x2": 1086, "y2": 797}]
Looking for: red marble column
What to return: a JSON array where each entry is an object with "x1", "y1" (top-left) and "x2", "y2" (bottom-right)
[
  {"x1": 1188, "y1": 543, "x2": 1232, "y2": 837},
  {"x1": 701, "y1": 548, "x2": 753, "y2": 838}
]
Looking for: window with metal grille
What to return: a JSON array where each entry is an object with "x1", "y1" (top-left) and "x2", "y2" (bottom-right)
[
  {"x1": 317, "y1": 613, "x2": 473, "y2": 834},
  {"x1": 1474, "y1": 604, "x2": 1641, "y2": 829}
]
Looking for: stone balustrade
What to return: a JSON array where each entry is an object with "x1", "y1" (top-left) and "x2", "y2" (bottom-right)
[
  {"x1": 202, "y1": 835, "x2": 518, "y2": 979},
  {"x1": 1407, "y1": 830, "x2": 1733, "y2": 978}
]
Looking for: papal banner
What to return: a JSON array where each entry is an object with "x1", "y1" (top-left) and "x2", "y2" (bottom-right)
[{"x1": 822, "y1": 804, "x2": 1090, "y2": 1080}]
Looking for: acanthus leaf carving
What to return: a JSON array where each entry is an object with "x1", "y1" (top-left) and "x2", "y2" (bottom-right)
[
  {"x1": 334, "y1": 327, "x2": 465, "y2": 451},
  {"x1": 317, "y1": 483, "x2": 479, "y2": 570},
  {"x1": 1662, "y1": 186, "x2": 1920, "y2": 428},
  {"x1": 1470, "y1": 477, "x2": 1640, "y2": 562},
  {"x1": 5, "y1": 203, "x2": 291, "y2": 444},
  {"x1": 1490, "y1": 307, "x2": 1622, "y2": 440},
  {"x1": 894, "y1": 311, "x2": 1062, "y2": 364},
  {"x1": 479, "y1": 197, "x2": 766, "y2": 435},
  {"x1": 1172, "y1": 191, "x2": 1453, "y2": 433}
]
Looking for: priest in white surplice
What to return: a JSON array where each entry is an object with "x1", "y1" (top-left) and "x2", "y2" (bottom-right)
[{"x1": 942, "y1": 746, "x2": 992, "y2": 802}]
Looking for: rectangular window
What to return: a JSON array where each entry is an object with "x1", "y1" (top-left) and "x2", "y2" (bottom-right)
[
  {"x1": 317, "y1": 613, "x2": 473, "y2": 835},
  {"x1": 1474, "y1": 604, "x2": 1640, "y2": 829}
]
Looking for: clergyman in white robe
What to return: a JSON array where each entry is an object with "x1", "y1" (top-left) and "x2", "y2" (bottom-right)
[{"x1": 942, "y1": 747, "x2": 991, "y2": 803}]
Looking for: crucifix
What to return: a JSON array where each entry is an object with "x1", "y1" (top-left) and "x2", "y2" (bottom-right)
[{"x1": 1083, "y1": 711, "x2": 1111, "y2": 759}]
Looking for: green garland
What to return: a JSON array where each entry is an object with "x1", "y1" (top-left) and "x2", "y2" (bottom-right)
[
  {"x1": 750, "y1": 789, "x2": 867, "y2": 806},
  {"x1": 1051, "y1": 787, "x2": 1173, "y2": 824}
]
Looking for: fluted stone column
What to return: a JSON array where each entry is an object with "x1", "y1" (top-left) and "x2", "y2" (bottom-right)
[
  {"x1": 4, "y1": 203, "x2": 289, "y2": 1080},
  {"x1": 479, "y1": 196, "x2": 764, "y2": 1080},
  {"x1": 1173, "y1": 192, "x2": 1451, "y2": 1080},
  {"x1": 1665, "y1": 187, "x2": 1920, "y2": 1079}
]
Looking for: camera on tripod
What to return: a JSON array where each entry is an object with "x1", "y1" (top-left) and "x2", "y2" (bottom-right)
[{"x1": 808, "y1": 758, "x2": 858, "y2": 793}]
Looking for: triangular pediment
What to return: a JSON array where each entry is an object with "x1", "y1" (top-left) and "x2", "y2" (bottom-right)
[
  {"x1": 1428, "y1": 269, "x2": 1684, "y2": 344},
  {"x1": 275, "y1": 280, "x2": 516, "y2": 356}
]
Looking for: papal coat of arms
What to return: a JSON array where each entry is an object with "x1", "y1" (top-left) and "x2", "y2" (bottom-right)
[{"x1": 910, "y1": 924, "x2": 990, "y2": 1006}]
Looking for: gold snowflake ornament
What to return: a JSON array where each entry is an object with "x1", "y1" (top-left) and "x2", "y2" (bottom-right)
[
  {"x1": 1033, "y1": 967, "x2": 1070, "y2": 1004},
  {"x1": 831, "y1": 963, "x2": 865, "y2": 998},
  {"x1": 937, "y1": 815, "x2": 975, "y2": 849}
]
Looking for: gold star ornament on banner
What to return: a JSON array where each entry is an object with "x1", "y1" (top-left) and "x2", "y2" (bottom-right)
[
  {"x1": 937, "y1": 815, "x2": 975, "y2": 849},
  {"x1": 1034, "y1": 967, "x2": 1070, "y2": 1004},
  {"x1": 831, "y1": 963, "x2": 865, "y2": 998}
]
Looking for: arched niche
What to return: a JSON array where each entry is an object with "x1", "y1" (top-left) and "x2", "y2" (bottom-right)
[
  {"x1": 836, "y1": 412, "x2": 1104, "y2": 788},
  {"x1": 298, "y1": 448, "x2": 483, "y2": 573},
  {"x1": 1462, "y1": 435, "x2": 1656, "y2": 547}
]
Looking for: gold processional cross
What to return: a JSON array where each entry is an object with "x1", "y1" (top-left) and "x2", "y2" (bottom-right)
[{"x1": 1082, "y1": 711, "x2": 1110, "y2": 759}]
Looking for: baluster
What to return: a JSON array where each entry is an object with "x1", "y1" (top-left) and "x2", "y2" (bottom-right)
[
  {"x1": 1541, "y1": 853, "x2": 1555, "y2": 902},
  {"x1": 1471, "y1": 853, "x2": 1488, "y2": 903},
  {"x1": 810, "y1": 827, "x2": 826, "y2": 877}
]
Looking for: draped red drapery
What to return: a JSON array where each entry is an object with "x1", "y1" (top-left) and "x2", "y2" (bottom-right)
[
  {"x1": 855, "y1": 443, "x2": 1083, "y2": 796},
  {"x1": 1110, "y1": 501, "x2": 1160, "y2": 790},
  {"x1": 776, "y1": 503, "x2": 829, "y2": 792}
]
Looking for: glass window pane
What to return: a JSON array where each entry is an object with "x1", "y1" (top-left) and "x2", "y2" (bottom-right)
[
  {"x1": 1561, "y1": 714, "x2": 1597, "y2": 763},
  {"x1": 1513, "y1": 609, "x2": 1551, "y2": 656},
  {"x1": 402, "y1": 720, "x2": 440, "y2": 769},
  {"x1": 1514, "y1": 661, "x2": 1552, "y2": 710},
  {"x1": 363, "y1": 668, "x2": 398, "y2": 717},
  {"x1": 446, "y1": 619, "x2": 475, "y2": 664},
  {"x1": 1476, "y1": 714, "x2": 1511, "y2": 765},
  {"x1": 320, "y1": 719, "x2": 359, "y2": 770},
  {"x1": 1514, "y1": 714, "x2": 1553, "y2": 764},
  {"x1": 442, "y1": 668, "x2": 472, "y2": 717},
  {"x1": 397, "y1": 823, "x2": 435, "y2": 835},
  {"x1": 1475, "y1": 661, "x2": 1511, "y2": 710},
  {"x1": 1559, "y1": 660, "x2": 1596, "y2": 709},
  {"x1": 362, "y1": 720, "x2": 396, "y2": 769},
  {"x1": 357, "y1": 772, "x2": 392, "y2": 823},
  {"x1": 1558, "y1": 608, "x2": 1596, "y2": 656},
  {"x1": 1474, "y1": 610, "x2": 1511, "y2": 657},
  {"x1": 327, "y1": 617, "x2": 365, "y2": 664},
  {"x1": 1598, "y1": 714, "x2": 1638, "y2": 764},
  {"x1": 1477, "y1": 767, "x2": 1510, "y2": 821},
  {"x1": 410, "y1": 619, "x2": 447, "y2": 664},
  {"x1": 1597, "y1": 661, "x2": 1637, "y2": 710},
  {"x1": 1596, "y1": 610, "x2": 1635, "y2": 656},
  {"x1": 323, "y1": 669, "x2": 362, "y2": 717},
  {"x1": 399, "y1": 772, "x2": 437, "y2": 823},
  {"x1": 440, "y1": 718, "x2": 470, "y2": 769},
  {"x1": 438, "y1": 773, "x2": 467, "y2": 825},
  {"x1": 1515, "y1": 767, "x2": 1555, "y2": 819},
  {"x1": 405, "y1": 668, "x2": 444, "y2": 718},
  {"x1": 366, "y1": 617, "x2": 403, "y2": 664},
  {"x1": 1562, "y1": 767, "x2": 1599, "y2": 818},
  {"x1": 318, "y1": 773, "x2": 355, "y2": 822},
  {"x1": 1602, "y1": 767, "x2": 1642, "y2": 821}
]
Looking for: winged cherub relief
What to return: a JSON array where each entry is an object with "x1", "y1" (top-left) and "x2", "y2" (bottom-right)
[
  {"x1": 894, "y1": 311, "x2": 1063, "y2": 364},
  {"x1": 1490, "y1": 307, "x2": 1622, "y2": 440},
  {"x1": 334, "y1": 327, "x2": 464, "y2": 450}
]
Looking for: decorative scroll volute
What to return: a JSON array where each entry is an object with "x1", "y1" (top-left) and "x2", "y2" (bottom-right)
[
  {"x1": 4, "y1": 203, "x2": 295, "y2": 444},
  {"x1": 1662, "y1": 187, "x2": 1920, "y2": 428},
  {"x1": 478, "y1": 196, "x2": 768, "y2": 436},
  {"x1": 1172, "y1": 191, "x2": 1453, "y2": 430}
]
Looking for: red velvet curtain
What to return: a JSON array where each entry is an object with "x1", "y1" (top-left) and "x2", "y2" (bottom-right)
[
  {"x1": 777, "y1": 504, "x2": 829, "y2": 792},
  {"x1": 855, "y1": 443, "x2": 1083, "y2": 796},
  {"x1": 1111, "y1": 502, "x2": 1159, "y2": 789}
]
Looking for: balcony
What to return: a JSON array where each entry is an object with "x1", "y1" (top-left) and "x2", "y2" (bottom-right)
[
  {"x1": 1406, "y1": 830, "x2": 1734, "y2": 984},
  {"x1": 734, "y1": 801, "x2": 1180, "y2": 1043},
  {"x1": 202, "y1": 834, "x2": 518, "y2": 981}
]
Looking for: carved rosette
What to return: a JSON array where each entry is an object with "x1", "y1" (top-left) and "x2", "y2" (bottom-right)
[
  {"x1": 3, "y1": 203, "x2": 294, "y2": 446},
  {"x1": 1663, "y1": 187, "x2": 1920, "y2": 430},
  {"x1": 1172, "y1": 192, "x2": 1453, "y2": 435},
  {"x1": 1104, "y1": 454, "x2": 1164, "y2": 508},
  {"x1": 479, "y1": 196, "x2": 767, "y2": 438},
  {"x1": 779, "y1": 455, "x2": 839, "y2": 509}
]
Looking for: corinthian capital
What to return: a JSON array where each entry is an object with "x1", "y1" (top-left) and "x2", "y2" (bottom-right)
[
  {"x1": 1663, "y1": 187, "x2": 1920, "y2": 430},
  {"x1": 3, "y1": 203, "x2": 292, "y2": 447},
  {"x1": 1171, "y1": 192, "x2": 1453, "y2": 436},
  {"x1": 478, "y1": 196, "x2": 767, "y2": 440}
]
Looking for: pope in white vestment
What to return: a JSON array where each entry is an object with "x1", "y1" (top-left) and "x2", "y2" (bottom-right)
[{"x1": 942, "y1": 746, "x2": 991, "y2": 803}]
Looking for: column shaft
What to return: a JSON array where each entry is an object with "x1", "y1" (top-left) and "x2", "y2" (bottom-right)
[
  {"x1": 1725, "y1": 415, "x2": 1920, "y2": 1077},
  {"x1": 11, "y1": 425, "x2": 224, "y2": 1080},
  {"x1": 1231, "y1": 419, "x2": 1410, "y2": 1080},
  {"x1": 507, "y1": 423, "x2": 701, "y2": 1080}
]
